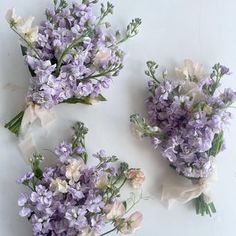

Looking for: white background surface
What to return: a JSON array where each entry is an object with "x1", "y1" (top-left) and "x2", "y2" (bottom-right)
[{"x1": 1, "y1": 0, "x2": 236, "y2": 235}]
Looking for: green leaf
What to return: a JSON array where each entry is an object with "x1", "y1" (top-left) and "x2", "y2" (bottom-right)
[
  {"x1": 208, "y1": 131, "x2": 224, "y2": 157},
  {"x1": 62, "y1": 97, "x2": 93, "y2": 105},
  {"x1": 95, "y1": 94, "x2": 107, "y2": 102},
  {"x1": 191, "y1": 102, "x2": 204, "y2": 112},
  {"x1": 62, "y1": 94, "x2": 107, "y2": 105},
  {"x1": 21, "y1": 45, "x2": 28, "y2": 56},
  {"x1": 30, "y1": 154, "x2": 44, "y2": 179},
  {"x1": 34, "y1": 168, "x2": 43, "y2": 179}
]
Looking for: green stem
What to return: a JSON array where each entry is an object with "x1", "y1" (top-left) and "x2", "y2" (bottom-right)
[
  {"x1": 149, "y1": 69, "x2": 159, "y2": 83},
  {"x1": 117, "y1": 178, "x2": 127, "y2": 190},
  {"x1": 5, "y1": 111, "x2": 24, "y2": 136},
  {"x1": 100, "y1": 227, "x2": 118, "y2": 236},
  {"x1": 112, "y1": 174, "x2": 122, "y2": 186},
  {"x1": 83, "y1": 65, "x2": 122, "y2": 81},
  {"x1": 209, "y1": 67, "x2": 221, "y2": 96},
  {"x1": 55, "y1": 33, "x2": 91, "y2": 75},
  {"x1": 115, "y1": 34, "x2": 136, "y2": 46},
  {"x1": 195, "y1": 194, "x2": 216, "y2": 217},
  {"x1": 11, "y1": 27, "x2": 41, "y2": 59}
]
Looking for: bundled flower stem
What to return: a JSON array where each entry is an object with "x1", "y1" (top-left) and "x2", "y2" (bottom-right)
[
  {"x1": 18, "y1": 121, "x2": 145, "y2": 235},
  {"x1": 130, "y1": 60, "x2": 236, "y2": 216},
  {"x1": 5, "y1": 0, "x2": 141, "y2": 136}
]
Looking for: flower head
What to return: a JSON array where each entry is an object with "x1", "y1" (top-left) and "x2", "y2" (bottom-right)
[
  {"x1": 126, "y1": 169, "x2": 145, "y2": 188},
  {"x1": 138, "y1": 60, "x2": 235, "y2": 180},
  {"x1": 17, "y1": 172, "x2": 34, "y2": 184},
  {"x1": 50, "y1": 178, "x2": 68, "y2": 194},
  {"x1": 54, "y1": 142, "x2": 72, "y2": 162},
  {"x1": 5, "y1": 8, "x2": 21, "y2": 26},
  {"x1": 105, "y1": 201, "x2": 126, "y2": 220},
  {"x1": 94, "y1": 47, "x2": 112, "y2": 67},
  {"x1": 119, "y1": 211, "x2": 143, "y2": 234},
  {"x1": 176, "y1": 59, "x2": 206, "y2": 82},
  {"x1": 66, "y1": 159, "x2": 83, "y2": 184}
]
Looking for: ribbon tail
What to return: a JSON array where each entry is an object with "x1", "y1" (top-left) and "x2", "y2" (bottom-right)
[
  {"x1": 18, "y1": 105, "x2": 55, "y2": 163},
  {"x1": 18, "y1": 134, "x2": 37, "y2": 162},
  {"x1": 161, "y1": 183, "x2": 203, "y2": 209}
]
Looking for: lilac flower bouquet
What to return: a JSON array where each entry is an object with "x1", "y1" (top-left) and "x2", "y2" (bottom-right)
[
  {"x1": 5, "y1": 0, "x2": 141, "y2": 136},
  {"x1": 18, "y1": 122, "x2": 145, "y2": 235},
  {"x1": 130, "y1": 60, "x2": 236, "y2": 216}
]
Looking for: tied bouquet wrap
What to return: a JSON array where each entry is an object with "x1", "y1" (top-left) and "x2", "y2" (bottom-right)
[
  {"x1": 130, "y1": 59, "x2": 236, "y2": 216},
  {"x1": 18, "y1": 122, "x2": 145, "y2": 236},
  {"x1": 5, "y1": 0, "x2": 141, "y2": 136}
]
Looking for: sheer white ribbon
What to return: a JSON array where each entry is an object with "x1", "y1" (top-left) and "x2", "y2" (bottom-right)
[
  {"x1": 18, "y1": 104, "x2": 55, "y2": 162},
  {"x1": 161, "y1": 168, "x2": 217, "y2": 208}
]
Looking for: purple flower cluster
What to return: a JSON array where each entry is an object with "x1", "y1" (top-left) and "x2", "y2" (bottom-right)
[
  {"x1": 25, "y1": 2, "x2": 124, "y2": 108},
  {"x1": 18, "y1": 122, "x2": 144, "y2": 235},
  {"x1": 132, "y1": 61, "x2": 236, "y2": 179},
  {"x1": 5, "y1": 1, "x2": 141, "y2": 136}
]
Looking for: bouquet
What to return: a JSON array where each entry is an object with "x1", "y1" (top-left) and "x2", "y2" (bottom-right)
[
  {"x1": 18, "y1": 122, "x2": 145, "y2": 235},
  {"x1": 130, "y1": 60, "x2": 236, "y2": 216},
  {"x1": 5, "y1": 0, "x2": 141, "y2": 136}
]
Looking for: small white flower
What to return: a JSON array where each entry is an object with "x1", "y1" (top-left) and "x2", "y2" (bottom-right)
[
  {"x1": 176, "y1": 59, "x2": 207, "y2": 82},
  {"x1": 25, "y1": 26, "x2": 38, "y2": 43},
  {"x1": 5, "y1": 8, "x2": 22, "y2": 26},
  {"x1": 17, "y1": 17, "x2": 38, "y2": 43},
  {"x1": 203, "y1": 104, "x2": 213, "y2": 115},
  {"x1": 50, "y1": 178, "x2": 68, "y2": 194},
  {"x1": 105, "y1": 201, "x2": 126, "y2": 220},
  {"x1": 17, "y1": 17, "x2": 34, "y2": 33},
  {"x1": 150, "y1": 126, "x2": 159, "y2": 132},
  {"x1": 66, "y1": 159, "x2": 83, "y2": 184},
  {"x1": 180, "y1": 81, "x2": 205, "y2": 103},
  {"x1": 94, "y1": 47, "x2": 112, "y2": 66}
]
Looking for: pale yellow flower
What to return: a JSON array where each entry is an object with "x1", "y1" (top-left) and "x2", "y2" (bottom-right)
[
  {"x1": 17, "y1": 17, "x2": 38, "y2": 43},
  {"x1": 180, "y1": 80, "x2": 206, "y2": 103},
  {"x1": 66, "y1": 159, "x2": 83, "y2": 184},
  {"x1": 5, "y1": 8, "x2": 22, "y2": 26},
  {"x1": 176, "y1": 59, "x2": 207, "y2": 82},
  {"x1": 203, "y1": 104, "x2": 213, "y2": 115},
  {"x1": 50, "y1": 178, "x2": 68, "y2": 194}
]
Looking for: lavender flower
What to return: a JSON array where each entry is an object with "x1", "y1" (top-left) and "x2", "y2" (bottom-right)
[
  {"x1": 54, "y1": 141, "x2": 72, "y2": 162},
  {"x1": 18, "y1": 122, "x2": 144, "y2": 235},
  {"x1": 5, "y1": 0, "x2": 142, "y2": 136},
  {"x1": 131, "y1": 60, "x2": 235, "y2": 216},
  {"x1": 17, "y1": 172, "x2": 34, "y2": 184}
]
